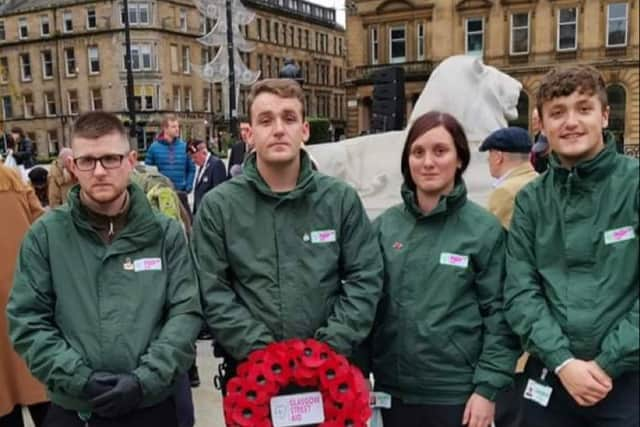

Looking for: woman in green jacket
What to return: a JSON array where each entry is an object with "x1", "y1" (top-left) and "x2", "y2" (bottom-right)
[{"x1": 372, "y1": 112, "x2": 519, "y2": 427}]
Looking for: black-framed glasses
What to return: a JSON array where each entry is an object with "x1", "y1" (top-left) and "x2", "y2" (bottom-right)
[{"x1": 73, "y1": 154, "x2": 126, "y2": 171}]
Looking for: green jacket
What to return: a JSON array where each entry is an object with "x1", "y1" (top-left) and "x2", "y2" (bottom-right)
[
  {"x1": 371, "y1": 181, "x2": 519, "y2": 405},
  {"x1": 192, "y1": 151, "x2": 383, "y2": 361},
  {"x1": 7, "y1": 184, "x2": 201, "y2": 413},
  {"x1": 504, "y1": 141, "x2": 639, "y2": 378}
]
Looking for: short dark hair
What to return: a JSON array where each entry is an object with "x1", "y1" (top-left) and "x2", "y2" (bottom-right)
[
  {"x1": 10, "y1": 127, "x2": 25, "y2": 139},
  {"x1": 401, "y1": 111, "x2": 470, "y2": 191},
  {"x1": 187, "y1": 139, "x2": 206, "y2": 154},
  {"x1": 247, "y1": 78, "x2": 305, "y2": 122},
  {"x1": 71, "y1": 112, "x2": 129, "y2": 148},
  {"x1": 537, "y1": 65, "x2": 608, "y2": 118}
]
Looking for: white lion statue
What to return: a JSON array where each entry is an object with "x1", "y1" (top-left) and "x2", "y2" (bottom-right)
[{"x1": 306, "y1": 55, "x2": 522, "y2": 217}]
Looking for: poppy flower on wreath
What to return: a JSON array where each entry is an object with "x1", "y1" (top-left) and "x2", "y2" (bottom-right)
[{"x1": 223, "y1": 338, "x2": 371, "y2": 427}]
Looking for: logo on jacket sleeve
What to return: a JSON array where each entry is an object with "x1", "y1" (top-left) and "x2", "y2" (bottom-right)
[
  {"x1": 439, "y1": 252, "x2": 469, "y2": 268},
  {"x1": 604, "y1": 226, "x2": 636, "y2": 245}
]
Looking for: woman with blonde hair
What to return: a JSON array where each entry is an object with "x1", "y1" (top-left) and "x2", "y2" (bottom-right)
[{"x1": 0, "y1": 164, "x2": 49, "y2": 427}]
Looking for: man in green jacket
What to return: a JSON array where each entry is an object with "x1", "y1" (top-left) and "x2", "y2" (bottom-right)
[
  {"x1": 192, "y1": 79, "x2": 383, "y2": 389},
  {"x1": 504, "y1": 66, "x2": 639, "y2": 427},
  {"x1": 7, "y1": 112, "x2": 201, "y2": 427}
]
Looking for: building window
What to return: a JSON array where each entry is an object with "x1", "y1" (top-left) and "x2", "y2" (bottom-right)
[
  {"x1": 127, "y1": 44, "x2": 153, "y2": 71},
  {"x1": 266, "y1": 19, "x2": 271, "y2": 41},
  {"x1": 2, "y1": 96, "x2": 12, "y2": 119},
  {"x1": 203, "y1": 88, "x2": 211, "y2": 112},
  {"x1": 44, "y1": 92, "x2": 57, "y2": 116},
  {"x1": 510, "y1": 12, "x2": 530, "y2": 55},
  {"x1": 47, "y1": 130, "x2": 59, "y2": 154},
  {"x1": 87, "y1": 8, "x2": 97, "y2": 29},
  {"x1": 417, "y1": 23, "x2": 425, "y2": 60},
  {"x1": 134, "y1": 85, "x2": 154, "y2": 110},
  {"x1": 257, "y1": 18, "x2": 262, "y2": 40},
  {"x1": 173, "y1": 86, "x2": 182, "y2": 111},
  {"x1": 90, "y1": 88, "x2": 102, "y2": 110},
  {"x1": 64, "y1": 48, "x2": 76, "y2": 76},
  {"x1": 22, "y1": 93, "x2": 34, "y2": 118},
  {"x1": 88, "y1": 46, "x2": 100, "y2": 74},
  {"x1": 19, "y1": 17, "x2": 29, "y2": 39},
  {"x1": 557, "y1": 7, "x2": 578, "y2": 51},
  {"x1": 607, "y1": 3, "x2": 628, "y2": 47},
  {"x1": 19, "y1": 53, "x2": 32, "y2": 81},
  {"x1": 305, "y1": 29, "x2": 309, "y2": 49},
  {"x1": 389, "y1": 25, "x2": 406, "y2": 63},
  {"x1": 67, "y1": 90, "x2": 79, "y2": 115},
  {"x1": 41, "y1": 15, "x2": 50, "y2": 36},
  {"x1": 170, "y1": 45, "x2": 179, "y2": 72},
  {"x1": 465, "y1": 17, "x2": 484, "y2": 57},
  {"x1": 184, "y1": 86, "x2": 193, "y2": 111},
  {"x1": 607, "y1": 84, "x2": 626, "y2": 145},
  {"x1": 275, "y1": 22, "x2": 280, "y2": 44},
  {"x1": 182, "y1": 46, "x2": 191, "y2": 74},
  {"x1": 0, "y1": 21, "x2": 5, "y2": 41},
  {"x1": 122, "y1": 2, "x2": 150, "y2": 25},
  {"x1": 370, "y1": 27, "x2": 379, "y2": 64},
  {"x1": 215, "y1": 84, "x2": 222, "y2": 112},
  {"x1": 179, "y1": 9, "x2": 187, "y2": 31},
  {"x1": 63, "y1": 11, "x2": 73, "y2": 33},
  {"x1": 0, "y1": 57, "x2": 8, "y2": 83},
  {"x1": 41, "y1": 50, "x2": 54, "y2": 79}
]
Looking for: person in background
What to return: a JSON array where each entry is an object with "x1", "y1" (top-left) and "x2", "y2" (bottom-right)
[
  {"x1": 28, "y1": 167, "x2": 49, "y2": 209},
  {"x1": 504, "y1": 65, "x2": 638, "y2": 427},
  {"x1": 188, "y1": 139, "x2": 226, "y2": 215},
  {"x1": 226, "y1": 121, "x2": 252, "y2": 178},
  {"x1": 372, "y1": 111, "x2": 519, "y2": 427},
  {"x1": 10, "y1": 127, "x2": 36, "y2": 170},
  {"x1": 48, "y1": 148, "x2": 76, "y2": 208},
  {"x1": 0, "y1": 164, "x2": 48, "y2": 427},
  {"x1": 145, "y1": 114, "x2": 195, "y2": 216},
  {"x1": 530, "y1": 109, "x2": 550, "y2": 173},
  {"x1": 479, "y1": 127, "x2": 538, "y2": 228},
  {"x1": 7, "y1": 111, "x2": 201, "y2": 427}
]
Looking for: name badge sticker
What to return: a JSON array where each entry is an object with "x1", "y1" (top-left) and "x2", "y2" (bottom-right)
[
  {"x1": 439, "y1": 252, "x2": 469, "y2": 269},
  {"x1": 523, "y1": 379, "x2": 553, "y2": 407},
  {"x1": 604, "y1": 226, "x2": 636, "y2": 245},
  {"x1": 310, "y1": 230, "x2": 336, "y2": 244},
  {"x1": 134, "y1": 258, "x2": 163, "y2": 272},
  {"x1": 270, "y1": 392, "x2": 325, "y2": 427}
]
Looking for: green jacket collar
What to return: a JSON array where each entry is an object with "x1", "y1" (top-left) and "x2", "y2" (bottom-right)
[
  {"x1": 68, "y1": 183, "x2": 162, "y2": 248},
  {"x1": 549, "y1": 134, "x2": 617, "y2": 185},
  {"x1": 243, "y1": 150, "x2": 316, "y2": 200},
  {"x1": 401, "y1": 178, "x2": 468, "y2": 220}
]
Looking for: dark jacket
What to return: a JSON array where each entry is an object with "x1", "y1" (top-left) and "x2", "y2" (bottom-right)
[
  {"x1": 14, "y1": 137, "x2": 36, "y2": 169},
  {"x1": 8, "y1": 184, "x2": 202, "y2": 413},
  {"x1": 192, "y1": 151, "x2": 383, "y2": 361},
  {"x1": 227, "y1": 141, "x2": 247, "y2": 178},
  {"x1": 371, "y1": 181, "x2": 519, "y2": 405},
  {"x1": 504, "y1": 140, "x2": 639, "y2": 378},
  {"x1": 193, "y1": 153, "x2": 227, "y2": 214}
]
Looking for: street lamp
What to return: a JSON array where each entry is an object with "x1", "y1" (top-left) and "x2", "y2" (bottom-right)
[{"x1": 123, "y1": 0, "x2": 136, "y2": 139}]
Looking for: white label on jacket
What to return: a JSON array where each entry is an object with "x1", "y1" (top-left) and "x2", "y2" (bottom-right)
[
  {"x1": 310, "y1": 229, "x2": 336, "y2": 243},
  {"x1": 270, "y1": 392, "x2": 324, "y2": 426},
  {"x1": 439, "y1": 252, "x2": 469, "y2": 268},
  {"x1": 523, "y1": 379, "x2": 553, "y2": 407},
  {"x1": 604, "y1": 226, "x2": 636, "y2": 245},
  {"x1": 134, "y1": 258, "x2": 162, "y2": 272},
  {"x1": 370, "y1": 392, "x2": 392, "y2": 408}
]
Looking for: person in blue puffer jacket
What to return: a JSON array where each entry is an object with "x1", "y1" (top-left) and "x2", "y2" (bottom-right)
[{"x1": 145, "y1": 115, "x2": 196, "y2": 213}]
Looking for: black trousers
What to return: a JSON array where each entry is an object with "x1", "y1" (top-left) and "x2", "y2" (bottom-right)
[
  {"x1": 381, "y1": 398, "x2": 466, "y2": 427},
  {"x1": 0, "y1": 403, "x2": 49, "y2": 427},
  {"x1": 494, "y1": 373, "x2": 525, "y2": 427},
  {"x1": 42, "y1": 399, "x2": 178, "y2": 427},
  {"x1": 522, "y1": 358, "x2": 639, "y2": 427}
]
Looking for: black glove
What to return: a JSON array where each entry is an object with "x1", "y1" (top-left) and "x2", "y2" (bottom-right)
[
  {"x1": 89, "y1": 373, "x2": 143, "y2": 418},
  {"x1": 84, "y1": 371, "x2": 118, "y2": 399}
]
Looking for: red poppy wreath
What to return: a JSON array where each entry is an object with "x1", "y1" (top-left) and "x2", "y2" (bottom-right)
[{"x1": 223, "y1": 339, "x2": 372, "y2": 427}]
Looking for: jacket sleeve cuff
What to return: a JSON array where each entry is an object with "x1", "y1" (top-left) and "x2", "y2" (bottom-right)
[
  {"x1": 543, "y1": 348, "x2": 574, "y2": 372},
  {"x1": 594, "y1": 352, "x2": 619, "y2": 378},
  {"x1": 69, "y1": 365, "x2": 92, "y2": 397},
  {"x1": 474, "y1": 383, "x2": 500, "y2": 402}
]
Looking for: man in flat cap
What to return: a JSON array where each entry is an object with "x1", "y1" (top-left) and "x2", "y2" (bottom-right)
[{"x1": 480, "y1": 127, "x2": 538, "y2": 228}]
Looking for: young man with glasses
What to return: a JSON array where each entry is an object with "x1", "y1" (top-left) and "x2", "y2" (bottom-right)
[{"x1": 8, "y1": 111, "x2": 201, "y2": 427}]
